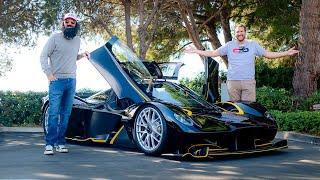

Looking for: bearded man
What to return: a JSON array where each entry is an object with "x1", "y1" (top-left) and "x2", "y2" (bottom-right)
[
  {"x1": 185, "y1": 24, "x2": 299, "y2": 102},
  {"x1": 40, "y1": 12, "x2": 89, "y2": 155}
]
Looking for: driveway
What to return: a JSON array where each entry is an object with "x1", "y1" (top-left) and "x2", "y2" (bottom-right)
[{"x1": 0, "y1": 132, "x2": 319, "y2": 179}]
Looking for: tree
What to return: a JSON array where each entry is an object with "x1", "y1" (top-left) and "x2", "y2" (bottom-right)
[
  {"x1": 232, "y1": 0, "x2": 301, "y2": 51},
  {"x1": 293, "y1": 0, "x2": 320, "y2": 102},
  {"x1": 136, "y1": 0, "x2": 163, "y2": 60},
  {"x1": 0, "y1": 52, "x2": 12, "y2": 77},
  {"x1": 0, "y1": 0, "x2": 43, "y2": 45},
  {"x1": 74, "y1": 0, "x2": 169, "y2": 60},
  {"x1": 0, "y1": 0, "x2": 44, "y2": 76}
]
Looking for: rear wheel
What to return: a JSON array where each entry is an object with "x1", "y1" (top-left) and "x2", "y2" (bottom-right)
[{"x1": 133, "y1": 105, "x2": 168, "y2": 156}]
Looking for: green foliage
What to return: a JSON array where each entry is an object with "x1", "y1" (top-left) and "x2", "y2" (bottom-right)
[
  {"x1": 256, "y1": 86, "x2": 293, "y2": 111},
  {"x1": 179, "y1": 72, "x2": 205, "y2": 95},
  {"x1": 271, "y1": 110, "x2": 320, "y2": 136},
  {"x1": 0, "y1": 91, "x2": 46, "y2": 127},
  {"x1": 232, "y1": 0, "x2": 301, "y2": 50},
  {"x1": 219, "y1": 70, "x2": 227, "y2": 82},
  {"x1": 256, "y1": 58, "x2": 294, "y2": 90},
  {"x1": 297, "y1": 91, "x2": 320, "y2": 111},
  {"x1": 257, "y1": 87, "x2": 320, "y2": 112},
  {"x1": 0, "y1": 90, "x2": 100, "y2": 127},
  {"x1": 0, "y1": 0, "x2": 44, "y2": 46}
]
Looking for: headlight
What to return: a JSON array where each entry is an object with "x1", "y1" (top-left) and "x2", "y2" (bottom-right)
[{"x1": 173, "y1": 113, "x2": 193, "y2": 126}]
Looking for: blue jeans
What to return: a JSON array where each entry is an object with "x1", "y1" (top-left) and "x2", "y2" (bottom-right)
[{"x1": 45, "y1": 78, "x2": 76, "y2": 146}]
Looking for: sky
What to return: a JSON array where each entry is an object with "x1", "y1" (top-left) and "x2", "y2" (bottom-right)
[{"x1": 0, "y1": 35, "x2": 225, "y2": 92}]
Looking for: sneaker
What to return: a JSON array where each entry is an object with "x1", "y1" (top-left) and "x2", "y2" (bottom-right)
[
  {"x1": 44, "y1": 145, "x2": 54, "y2": 155},
  {"x1": 55, "y1": 145, "x2": 69, "y2": 153}
]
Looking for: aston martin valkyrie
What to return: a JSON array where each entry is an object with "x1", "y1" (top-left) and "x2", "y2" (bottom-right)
[{"x1": 41, "y1": 36, "x2": 287, "y2": 158}]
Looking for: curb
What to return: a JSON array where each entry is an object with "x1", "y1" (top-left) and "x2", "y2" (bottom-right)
[
  {"x1": 0, "y1": 127, "x2": 319, "y2": 145},
  {"x1": 0, "y1": 127, "x2": 43, "y2": 133},
  {"x1": 276, "y1": 131, "x2": 320, "y2": 145}
]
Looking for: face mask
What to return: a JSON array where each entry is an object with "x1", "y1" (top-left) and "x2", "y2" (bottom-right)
[{"x1": 62, "y1": 23, "x2": 79, "y2": 40}]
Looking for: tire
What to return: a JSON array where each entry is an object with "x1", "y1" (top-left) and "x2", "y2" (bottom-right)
[
  {"x1": 133, "y1": 105, "x2": 168, "y2": 156},
  {"x1": 42, "y1": 105, "x2": 49, "y2": 135}
]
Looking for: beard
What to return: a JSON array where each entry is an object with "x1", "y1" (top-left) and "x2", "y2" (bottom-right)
[
  {"x1": 62, "y1": 23, "x2": 80, "y2": 40},
  {"x1": 236, "y1": 35, "x2": 245, "y2": 42}
]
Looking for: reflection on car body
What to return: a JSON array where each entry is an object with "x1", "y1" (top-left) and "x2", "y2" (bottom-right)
[{"x1": 41, "y1": 36, "x2": 287, "y2": 158}]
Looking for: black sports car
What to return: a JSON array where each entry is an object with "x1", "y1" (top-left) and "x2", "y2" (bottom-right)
[{"x1": 41, "y1": 36, "x2": 287, "y2": 158}]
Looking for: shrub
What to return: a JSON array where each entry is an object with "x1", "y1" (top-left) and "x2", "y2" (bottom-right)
[
  {"x1": 256, "y1": 86, "x2": 293, "y2": 111},
  {"x1": 296, "y1": 91, "x2": 320, "y2": 111},
  {"x1": 271, "y1": 110, "x2": 320, "y2": 136},
  {"x1": 0, "y1": 91, "x2": 46, "y2": 126},
  {"x1": 0, "y1": 90, "x2": 99, "y2": 127},
  {"x1": 256, "y1": 59, "x2": 294, "y2": 90}
]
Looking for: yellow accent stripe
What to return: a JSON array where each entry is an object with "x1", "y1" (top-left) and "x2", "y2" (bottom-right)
[
  {"x1": 207, "y1": 145, "x2": 288, "y2": 156},
  {"x1": 182, "y1": 109, "x2": 193, "y2": 116},
  {"x1": 65, "y1": 137, "x2": 107, "y2": 143},
  {"x1": 109, "y1": 125, "x2": 124, "y2": 144},
  {"x1": 223, "y1": 102, "x2": 245, "y2": 115},
  {"x1": 182, "y1": 145, "x2": 288, "y2": 158},
  {"x1": 182, "y1": 144, "x2": 226, "y2": 158}
]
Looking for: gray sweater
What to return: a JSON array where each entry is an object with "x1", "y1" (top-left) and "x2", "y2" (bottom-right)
[{"x1": 40, "y1": 32, "x2": 80, "y2": 79}]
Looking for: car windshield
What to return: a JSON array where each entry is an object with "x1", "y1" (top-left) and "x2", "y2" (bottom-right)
[
  {"x1": 105, "y1": 37, "x2": 216, "y2": 109},
  {"x1": 152, "y1": 82, "x2": 214, "y2": 108},
  {"x1": 110, "y1": 38, "x2": 153, "y2": 83}
]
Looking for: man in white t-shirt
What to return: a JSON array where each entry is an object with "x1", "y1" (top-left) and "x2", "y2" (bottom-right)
[{"x1": 185, "y1": 24, "x2": 299, "y2": 102}]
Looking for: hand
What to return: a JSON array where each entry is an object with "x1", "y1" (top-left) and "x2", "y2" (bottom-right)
[
  {"x1": 47, "y1": 74, "x2": 57, "y2": 81},
  {"x1": 83, "y1": 51, "x2": 90, "y2": 59},
  {"x1": 287, "y1": 47, "x2": 299, "y2": 56},
  {"x1": 81, "y1": 51, "x2": 90, "y2": 59}
]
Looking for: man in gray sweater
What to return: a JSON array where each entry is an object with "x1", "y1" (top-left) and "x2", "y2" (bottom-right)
[{"x1": 40, "y1": 12, "x2": 89, "y2": 155}]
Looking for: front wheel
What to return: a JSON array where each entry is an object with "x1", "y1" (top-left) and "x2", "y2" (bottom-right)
[
  {"x1": 42, "y1": 105, "x2": 49, "y2": 135},
  {"x1": 133, "y1": 105, "x2": 168, "y2": 156}
]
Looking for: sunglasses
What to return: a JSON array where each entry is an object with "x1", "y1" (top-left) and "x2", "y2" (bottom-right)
[{"x1": 64, "y1": 20, "x2": 76, "y2": 25}]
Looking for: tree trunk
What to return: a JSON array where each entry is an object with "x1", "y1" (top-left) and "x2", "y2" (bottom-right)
[
  {"x1": 205, "y1": 22, "x2": 228, "y2": 66},
  {"x1": 137, "y1": 0, "x2": 161, "y2": 60},
  {"x1": 219, "y1": 2, "x2": 232, "y2": 43},
  {"x1": 177, "y1": 0, "x2": 204, "y2": 50},
  {"x1": 122, "y1": 0, "x2": 134, "y2": 52},
  {"x1": 293, "y1": 0, "x2": 320, "y2": 104}
]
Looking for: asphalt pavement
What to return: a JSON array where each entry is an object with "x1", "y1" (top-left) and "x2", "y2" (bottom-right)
[
  {"x1": 1, "y1": 126, "x2": 319, "y2": 145},
  {"x1": 0, "y1": 130, "x2": 319, "y2": 179}
]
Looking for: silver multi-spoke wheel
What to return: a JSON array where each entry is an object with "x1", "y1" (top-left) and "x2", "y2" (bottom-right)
[
  {"x1": 134, "y1": 105, "x2": 167, "y2": 155},
  {"x1": 43, "y1": 106, "x2": 49, "y2": 135}
]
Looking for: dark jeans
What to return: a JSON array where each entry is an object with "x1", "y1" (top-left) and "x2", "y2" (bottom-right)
[{"x1": 45, "y1": 78, "x2": 76, "y2": 146}]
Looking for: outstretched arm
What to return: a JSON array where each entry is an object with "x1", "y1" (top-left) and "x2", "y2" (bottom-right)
[
  {"x1": 264, "y1": 47, "x2": 299, "y2": 59},
  {"x1": 77, "y1": 51, "x2": 90, "y2": 60},
  {"x1": 184, "y1": 47, "x2": 221, "y2": 57}
]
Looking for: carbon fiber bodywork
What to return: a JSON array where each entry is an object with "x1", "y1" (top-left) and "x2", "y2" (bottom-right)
[{"x1": 41, "y1": 36, "x2": 287, "y2": 158}]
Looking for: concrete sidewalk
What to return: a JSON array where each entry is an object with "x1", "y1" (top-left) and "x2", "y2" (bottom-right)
[
  {"x1": 1, "y1": 127, "x2": 319, "y2": 145},
  {"x1": 276, "y1": 131, "x2": 320, "y2": 145},
  {"x1": 0, "y1": 127, "x2": 43, "y2": 133}
]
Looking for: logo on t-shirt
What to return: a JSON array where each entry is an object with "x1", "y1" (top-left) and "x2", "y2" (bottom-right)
[{"x1": 232, "y1": 46, "x2": 249, "y2": 53}]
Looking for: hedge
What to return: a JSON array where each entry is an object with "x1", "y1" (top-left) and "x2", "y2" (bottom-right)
[
  {"x1": 0, "y1": 89, "x2": 97, "y2": 127},
  {"x1": 0, "y1": 91, "x2": 46, "y2": 127},
  {"x1": 0, "y1": 89, "x2": 319, "y2": 136},
  {"x1": 271, "y1": 110, "x2": 320, "y2": 136}
]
